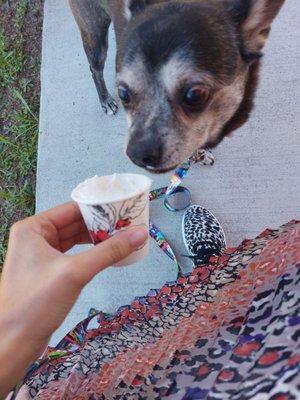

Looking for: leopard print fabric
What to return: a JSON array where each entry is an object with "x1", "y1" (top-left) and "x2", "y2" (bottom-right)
[
  {"x1": 183, "y1": 205, "x2": 226, "y2": 263},
  {"x1": 11, "y1": 221, "x2": 300, "y2": 400}
]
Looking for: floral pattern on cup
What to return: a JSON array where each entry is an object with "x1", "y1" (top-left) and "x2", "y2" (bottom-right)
[{"x1": 87, "y1": 193, "x2": 147, "y2": 244}]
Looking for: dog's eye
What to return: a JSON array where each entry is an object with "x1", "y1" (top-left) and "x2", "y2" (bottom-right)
[
  {"x1": 118, "y1": 86, "x2": 131, "y2": 104},
  {"x1": 183, "y1": 86, "x2": 211, "y2": 111}
]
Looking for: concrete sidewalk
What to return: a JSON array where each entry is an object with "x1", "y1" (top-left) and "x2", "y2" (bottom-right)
[{"x1": 37, "y1": 0, "x2": 300, "y2": 345}]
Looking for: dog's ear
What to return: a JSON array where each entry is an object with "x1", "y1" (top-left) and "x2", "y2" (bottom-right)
[
  {"x1": 124, "y1": 0, "x2": 147, "y2": 21},
  {"x1": 229, "y1": 0, "x2": 285, "y2": 55}
]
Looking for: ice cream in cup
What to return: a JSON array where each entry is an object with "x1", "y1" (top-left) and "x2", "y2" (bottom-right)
[{"x1": 71, "y1": 173, "x2": 152, "y2": 266}]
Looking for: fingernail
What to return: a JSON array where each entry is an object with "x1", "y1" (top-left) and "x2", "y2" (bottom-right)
[{"x1": 128, "y1": 228, "x2": 148, "y2": 248}]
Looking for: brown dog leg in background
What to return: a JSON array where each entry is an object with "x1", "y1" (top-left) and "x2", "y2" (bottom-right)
[{"x1": 69, "y1": 0, "x2": 118, "y2": 115}]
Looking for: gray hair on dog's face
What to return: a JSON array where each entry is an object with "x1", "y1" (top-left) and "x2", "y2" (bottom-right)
[
  {"x1": 118, "y1": 54, "x2": 247, "y2": 171},
  {"x1": 117, "y1": 0, "x2": 285, "y2": 172}
]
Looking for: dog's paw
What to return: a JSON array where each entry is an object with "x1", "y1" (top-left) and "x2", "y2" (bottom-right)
[
  {"x1": 191, "y1": 149, "x2": 215, "y2": 166},
  {"x1": 101, "y1": 97, "x2": 118, "y2": 115}
]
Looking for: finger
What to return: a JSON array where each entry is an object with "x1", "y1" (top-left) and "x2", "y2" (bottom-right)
[
  {"x1": 68, "y1": 227, "x2": 148, "y2": 284},
  {"x1": 59, "y1": 219, "x2": 88, "y2": 241},
  {"x1": 37, "y1": 202, "x2": 82, "y2": 230},
  {"x1": 60, "y1": 231, "x2": 92, "y2": 252}
]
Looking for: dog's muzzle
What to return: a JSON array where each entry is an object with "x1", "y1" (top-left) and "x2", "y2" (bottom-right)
[{"x1": 126, "y1": 138, "x2": 164, "y2": 170}]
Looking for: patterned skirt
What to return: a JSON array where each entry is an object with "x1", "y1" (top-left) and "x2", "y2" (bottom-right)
[{"x1": 11, "y1": 220, "x2": 300, "y2": 399}]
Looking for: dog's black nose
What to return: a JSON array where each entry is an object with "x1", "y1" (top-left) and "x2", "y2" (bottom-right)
[{"x1": 126, "y1": 139, "x2": 163, "y2": 168}]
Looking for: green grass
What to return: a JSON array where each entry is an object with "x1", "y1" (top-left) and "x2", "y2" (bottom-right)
[
  {"x1": 0, "y1": 31, "x2": 24, "y2": 88},
  {"x1": 0, "y1": 1, "x2": 42, "y2": 267},
  {"x1": 14, "y1": 0, "x2": 31, "y2": 30},
  {"x1": 0, "y1": 91, "x2": 38, "y2": 204}
]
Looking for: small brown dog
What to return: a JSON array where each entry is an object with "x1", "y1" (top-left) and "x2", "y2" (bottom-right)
[{"x1": 69, "y1": 0, "x2": 285, "y2": 172}]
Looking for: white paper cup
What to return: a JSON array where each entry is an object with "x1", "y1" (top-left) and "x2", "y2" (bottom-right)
[{"x1": 71, "y1": 173, "x2": 152, "y2": 266}]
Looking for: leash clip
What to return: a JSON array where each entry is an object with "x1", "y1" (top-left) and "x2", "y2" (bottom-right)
[{"x1": 164, "y1": 186, "x2": 192, "y2": 212}]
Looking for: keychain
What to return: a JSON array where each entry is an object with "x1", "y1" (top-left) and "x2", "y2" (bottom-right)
[{"x1": 149, "y1": 149, "x2": 213, "y2": 274}]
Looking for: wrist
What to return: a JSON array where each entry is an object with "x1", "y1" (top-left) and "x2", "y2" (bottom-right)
[
  {"x1": 0, "y1": 311, "x2": 48, "y2": 355},
  {"x1": 0, "y1": 313, "x2": 48, "y2": 397}
]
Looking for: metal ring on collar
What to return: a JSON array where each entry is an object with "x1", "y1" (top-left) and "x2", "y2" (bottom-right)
[{"x1": 164, "y1": 186, "x2": 192, "y2": 212}]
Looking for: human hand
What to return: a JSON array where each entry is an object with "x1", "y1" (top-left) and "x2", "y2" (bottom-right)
[{"x1": 0, "y1": 202, "x2": 147, "y2": 396}]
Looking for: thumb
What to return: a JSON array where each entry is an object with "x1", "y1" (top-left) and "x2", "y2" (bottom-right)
[{"x1": 68, "y1": 227, "x2": 148, "y2": 284}]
